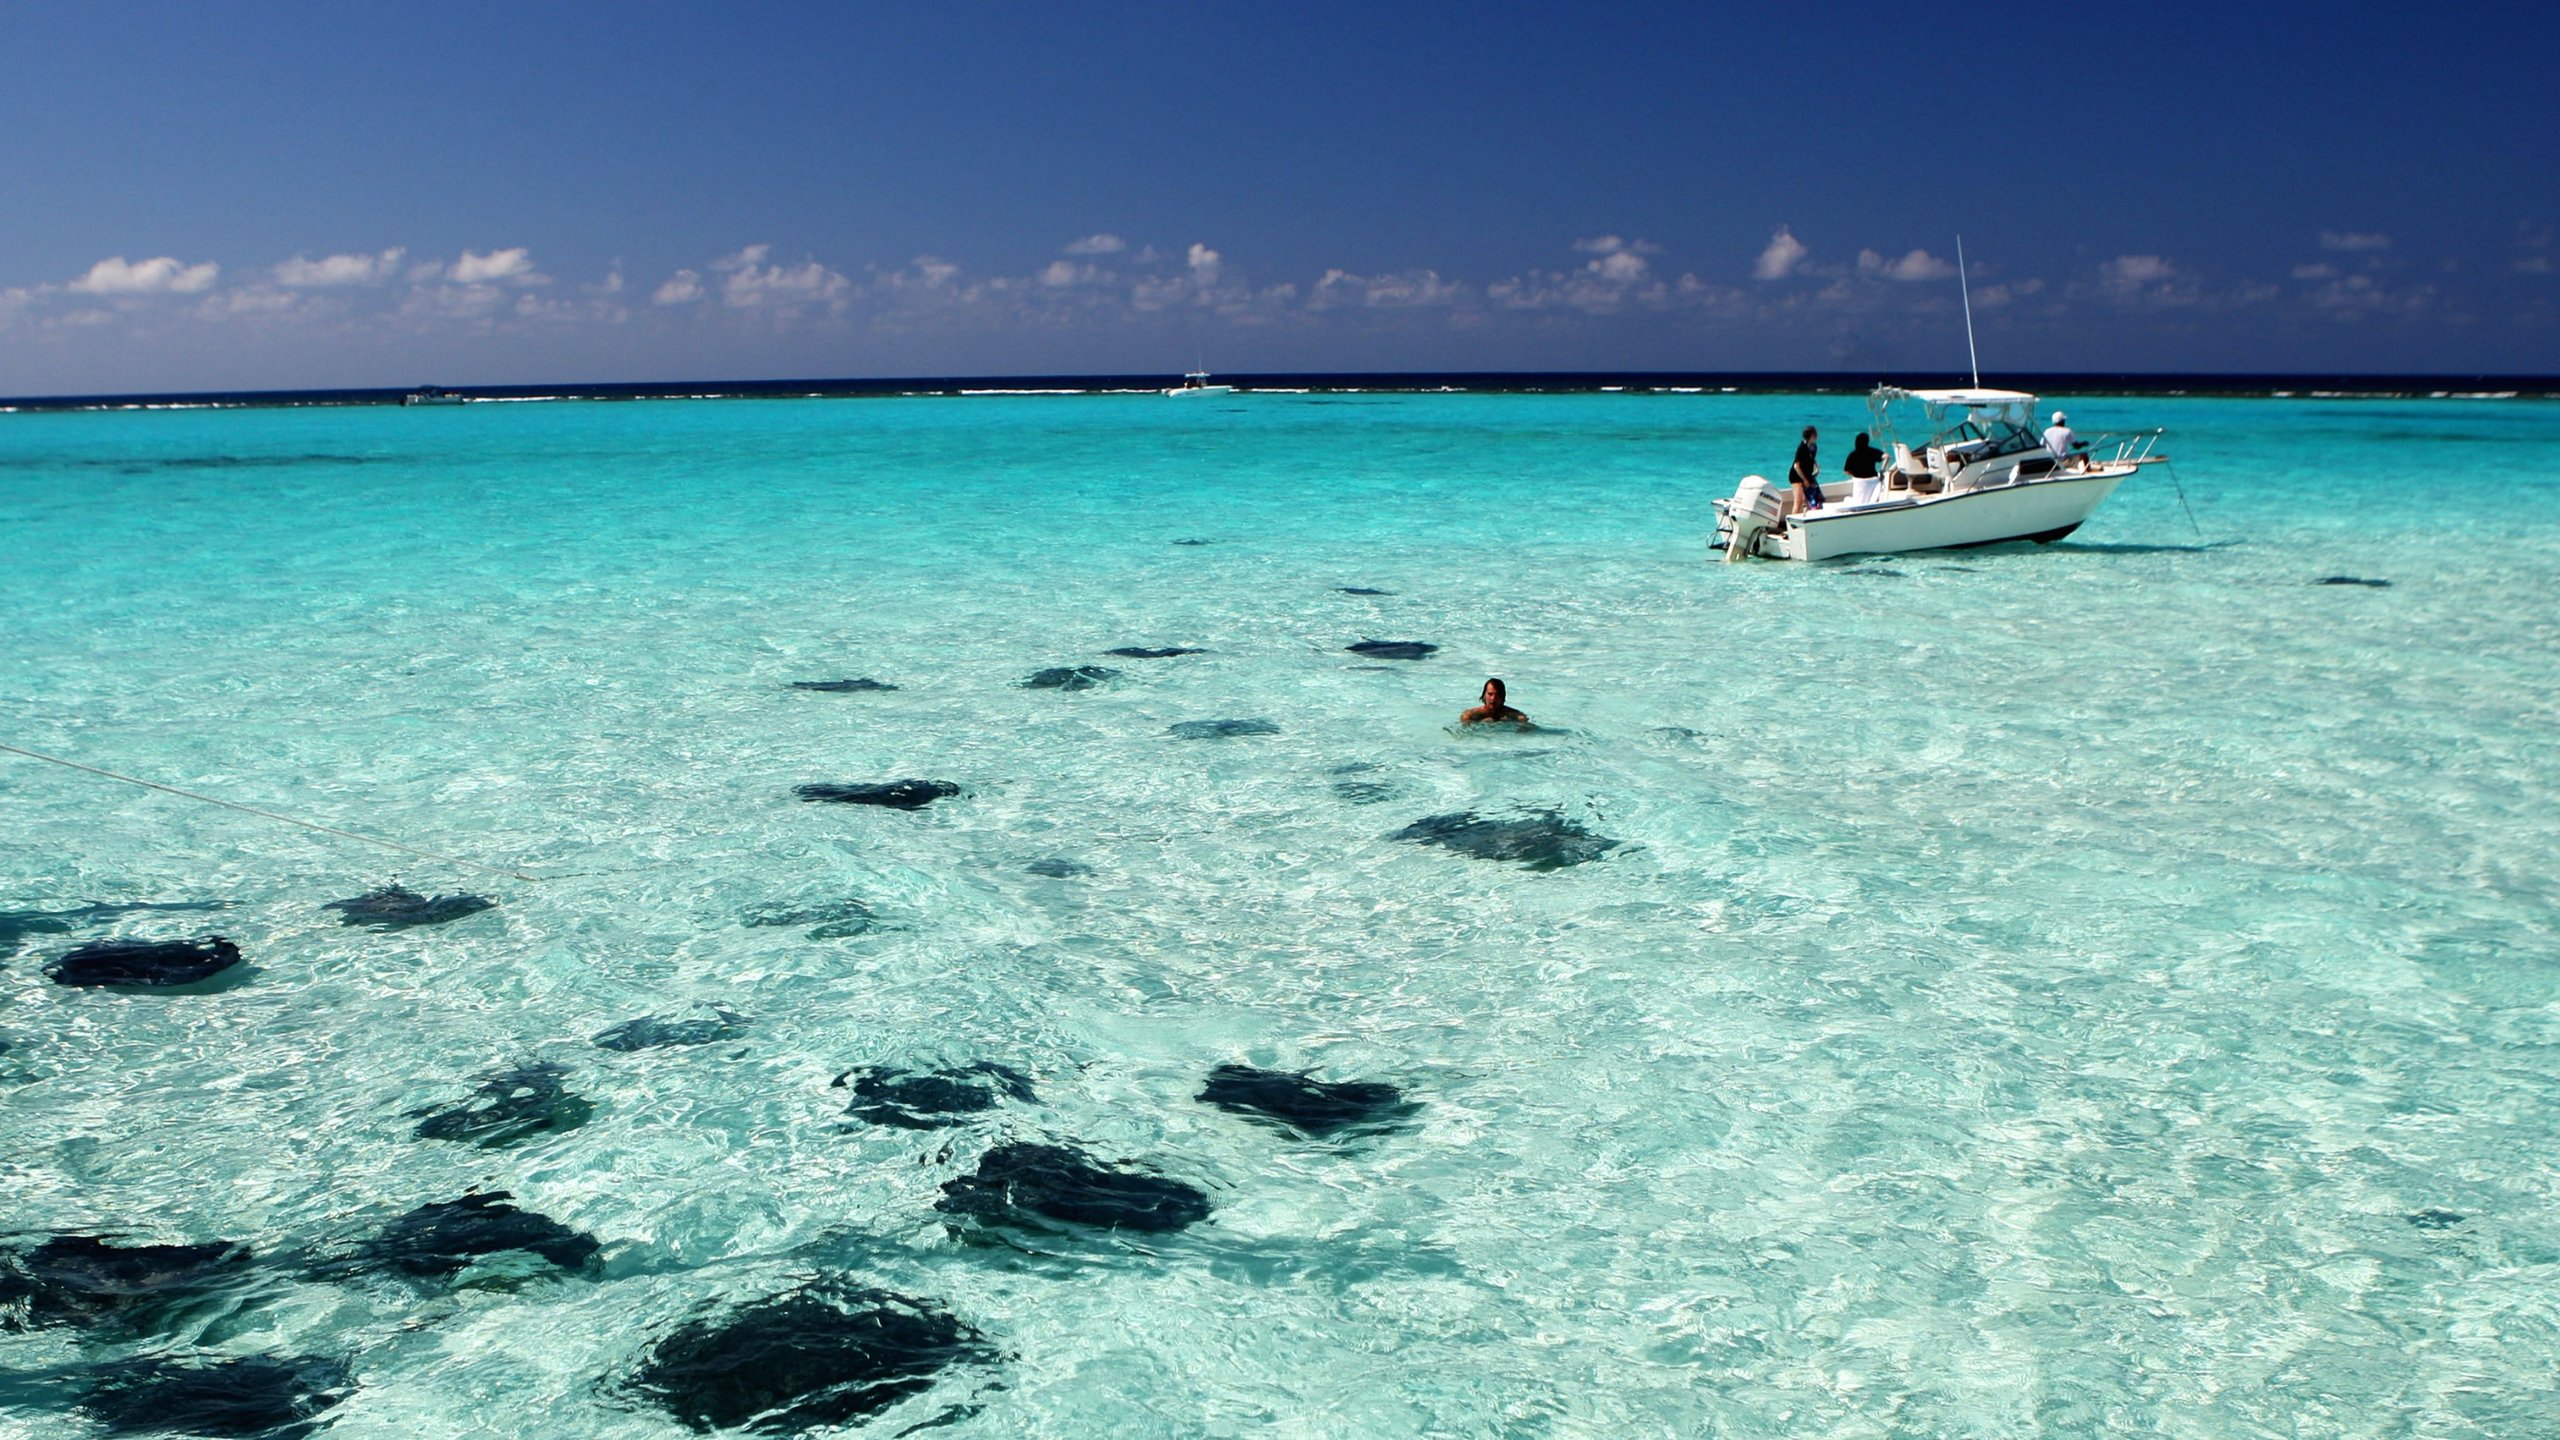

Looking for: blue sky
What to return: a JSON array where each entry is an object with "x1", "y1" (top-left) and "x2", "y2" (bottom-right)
[{"x1": 2, "y1": 0, "x2": 2552, "y2": 393}]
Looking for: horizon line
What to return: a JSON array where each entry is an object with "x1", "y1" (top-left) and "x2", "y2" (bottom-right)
[{"x1": 7, "y1": 367, "x2": 2557, "y2": 412}]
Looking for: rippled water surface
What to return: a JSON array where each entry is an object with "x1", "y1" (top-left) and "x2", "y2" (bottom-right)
[{"x1": 3, "y1": 391, "x2": 2557, "y2": 1436}]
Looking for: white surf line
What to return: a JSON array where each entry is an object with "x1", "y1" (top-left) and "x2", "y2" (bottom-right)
[{"x1": 0, "y1": 742, "x2": 545, "y2": 884}]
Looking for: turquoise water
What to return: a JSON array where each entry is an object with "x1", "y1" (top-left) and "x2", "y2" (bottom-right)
[{"x1": 3, "y1": 391, "x2": 2557, "y2": 1436}]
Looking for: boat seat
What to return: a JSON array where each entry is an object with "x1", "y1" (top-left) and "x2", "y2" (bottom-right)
[{"x1": 1891, "y1": 443, "x2": 1940, "y2": 495}]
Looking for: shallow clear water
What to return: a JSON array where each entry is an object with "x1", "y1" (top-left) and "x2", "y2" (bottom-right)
[{"x1": 2, "y1": 391, "x2": 2557, "y2": 1437}]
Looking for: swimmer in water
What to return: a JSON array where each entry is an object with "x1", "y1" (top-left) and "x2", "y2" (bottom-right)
[{"x1": 1460, "y1": 677, "x2": 1529, "y2": 726}]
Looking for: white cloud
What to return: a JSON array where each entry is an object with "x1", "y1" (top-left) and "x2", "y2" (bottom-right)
[
  {"x1": 1574, "y1": 235, "x2": 1662, "y2": 256},
  {"x1": 1039, "y1": 259, "x2": 1102, "y2": 287},
  {"x1": 651, "y1": 269, "x2": 705, "y2": 305},
  {"x1": 2515, "y1": 224, "x2": 2554, "y2": 274},
  {"x1": 2303, "y1": 272, "x2": 2433, "y2": 318},
  {"x1": 2291, "y1": 263, "x2": 2339, "y2": 281},
  {"x1": 2320, "y1": 231, "x2": 2392, "y2": 253},
  {"x1": 196, "y1": 286, "x2": 305, "y2": 318},
  {"x1": 1590, "y1": 250, "x2": 1650, "y2": 283},
  {"x1": 1967, "y1": 277, "x2": 2044, "y2": 310},
  {"x1": 1309, "y1": 267, "x2": 1467, "y2": 310},
  {"x1": 70, "y1": 255, "x2": 220, "y2": 295},
  {"x1": 711, "y1": 245, "x2": 850, "y2": 310},
  {"x1": 274, "y1": 248, "x2": 404, "y2": 287},
  {"x1": 1187, "y1": 243, "x2": 1222, "y2": 281},
  {"x1": 1857, "y1": 247, "x2": 1956, "y2": 282},
  {"x1": 1064, "y1": 233, "x2": 1126, "y2": 255},
  {"x1": 398, "y1": 282, "x2": 511, "y2": 322},
  {"x1": 449, "y1": 247, "x2": 537, "y2": 283},
  {"x1": 2098, "y1": 254, "x2": 2177, "y2": 287},
  {"x1": 1753, "y1": 227, "x2": 1807, "y2": 281},
  {"x1": 1488, "y1": 239, "x2": 1679, "y2": 313}
]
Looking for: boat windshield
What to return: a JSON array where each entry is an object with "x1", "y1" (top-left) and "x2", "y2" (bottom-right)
[{"x1": 1870, "y1": 387, "x2": 2041, "y2": 455}]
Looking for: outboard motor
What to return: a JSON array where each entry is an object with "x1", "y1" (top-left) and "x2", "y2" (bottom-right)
[{"x1": 1721, "y1": 475, "x2": 1785, "y2": 563}]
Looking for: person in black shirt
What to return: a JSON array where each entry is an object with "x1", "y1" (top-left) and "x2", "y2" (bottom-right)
[
  {"x1": 1844, "y1": 432, "x2": 1886, "y2": 496},
  {"x1": 1787, "y1": 426, "x2": 1821, "y2": 513}
]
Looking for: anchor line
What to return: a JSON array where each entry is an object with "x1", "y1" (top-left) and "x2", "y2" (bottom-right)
[
  {"x1": 2161, "y1": 459, "x2": 2205, "y2": 540},
  {"x1": 0, "y1": 742, "x2": 544, "y2": 884}
]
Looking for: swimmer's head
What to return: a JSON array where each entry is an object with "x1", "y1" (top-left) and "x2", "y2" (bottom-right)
[{"x1": 1482, "y1": 677, "x2": 1506, "y2": 706}]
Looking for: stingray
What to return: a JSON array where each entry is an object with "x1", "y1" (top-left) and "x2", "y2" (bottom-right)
[
  {"x1": 795, "y1": 780, "x2": 961, "y2": 809},
  {"x1": 322, "y1": 884, "x2": 494, "y2": 929},
  {"x1": 1197, "y1": 1064, "x2": 1419, "y2": 1139},
  {"x1": 621, "y1": 1281, "x2": 989, "y2": 1435},
  {"x1": 1346, "y1": 639, "x2": 1436, "y2": 661},
  {"x1": 45, "y1": 937, "x2": 243, "y2": 987},
  {"x1": 1387, "y1": 810, "x2": 1620, "y2": 871},
  {"x1": 936, "y1": 1141, "x2": 1210, "y2": 1235}
]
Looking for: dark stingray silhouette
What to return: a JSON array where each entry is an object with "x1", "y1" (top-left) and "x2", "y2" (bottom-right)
[
  {"x1": 937, "y1": 1142, "x2": 1210, "y2": 1234},
  {"x1": 1388, "y1": 810, "x2": 1620, "y2": 871},
  {"x1": 593, "y1": 1009, "x2": 753, "y2": 1052},
  {"x1": 322, "y1": 884, "x2": 494, "y2": 929},
  {"x1": 45, "y1": 937, "x2": 242, "y2": 988},
  {"x1": 408, "y1": 1062, "x2": 593, "y2": 1148},
  {"x1": 1337, "y1": 587, "x2": 1394, "y2": 596},
  {"x1": 362, "y1": 1193, "x2": 599, "y2": 1279},
  {"x1": 1103, "y1": 646, "x2": 1205, "y2": 659},
  {"x1": 790, "y1": 678, "x2": 899, "y2": 692},
  {"x1": 621, "y1": 1280, "x2": 989, "y2": 1435},
  {"x1": 1020, "y1": 666, "x2": 1119, "y2": 691},
  {"x1": 1166, "y1": 718, "x2": 1279, "y2": 740},
  {"x1": 795, "y1": 780, "x2": 961, "y2": 810},
  {"x1": 1197, "y1": 1064, "x2": 1419, "y2": 1139},
  {"x1": 833, "y1": 1063, "x2": 1036, "y2": 1130},
  {"x1": 2316, "y1": 575, "x2": 2392, "y2": 587},
  {"x1": 1023, "y1": 857, "x2": 1093, "y2": 878},
  {"x1": 0, "y1": 1235, "x2": 256, "y2": 1331},
  {"x1": 1346, "y1": 639, "x2": 1436, "y2": 660},
  {"x1": 77, "y1": 1354, "x2": 350, "y2": 1440},
  {"x1": 741, "y1": 898, "x2": 879, "y2": 939}
]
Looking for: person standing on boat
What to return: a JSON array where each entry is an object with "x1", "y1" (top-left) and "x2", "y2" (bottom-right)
[
  {"x1": 2044, "y1": 411, "x2": 2079, "y2": 465},
  {"x1": 1843, "y1": 432, "x2": 1886, "y2": 503},
  {"x1": 1787, "y1": 426, "x2": 1822, "y2": 513}
]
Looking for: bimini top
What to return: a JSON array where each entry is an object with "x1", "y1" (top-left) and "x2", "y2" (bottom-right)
[{"x1": 1870, "y1": 386, "x2": 2039, "y2": 408}]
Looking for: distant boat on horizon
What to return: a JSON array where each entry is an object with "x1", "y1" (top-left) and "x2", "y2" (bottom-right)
[
  {"x1": 400, "y1": 386, "x2": 466, "y2": 407},
  {"x1": 1163, "y1": 369, "x2": 1232, "y2": 397}
]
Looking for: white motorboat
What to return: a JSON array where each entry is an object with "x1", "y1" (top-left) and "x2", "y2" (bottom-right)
[
  {"x1": 400, "y1": 386, "x2": 467, "y2": 407},
  {"x1": 1712, "y1": 385, "x2": 2164, "y2": 561},
  {"x1": 1163, "y1": 369, "x2": 1232, "y2": 397}
]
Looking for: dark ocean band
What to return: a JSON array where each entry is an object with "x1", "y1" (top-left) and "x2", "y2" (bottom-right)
[{"x1": 5, "y1": 370, "x2": 2553, "y2": 412}]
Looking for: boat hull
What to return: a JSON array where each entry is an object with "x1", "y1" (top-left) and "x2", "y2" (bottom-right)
[{"x1": 1752, "y1": 467, "x2": 2131, "y2": 561}]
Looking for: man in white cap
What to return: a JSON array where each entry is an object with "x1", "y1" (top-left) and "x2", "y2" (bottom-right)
[{"x1": 2043, "y1": 409, "x2": 2079, "y2": 464}]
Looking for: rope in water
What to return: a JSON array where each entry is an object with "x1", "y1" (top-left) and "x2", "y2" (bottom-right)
[
  {"x1": 0, "y1": 742, "x2": 544, "y2": 884},
  {"x1": 2162, "y1": 459, "x2": 2205, "y2": 540}
]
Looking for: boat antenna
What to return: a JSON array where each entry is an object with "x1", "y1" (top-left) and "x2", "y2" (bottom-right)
[{"x1": 1957, "y1": 235, "x2": 1980, "y2": 389}]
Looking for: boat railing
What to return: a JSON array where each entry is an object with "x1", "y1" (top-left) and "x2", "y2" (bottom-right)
[{"x1": 2082, "y1": 428, "x2": 2166, "y2": 466}]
